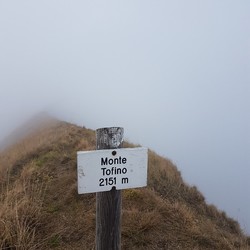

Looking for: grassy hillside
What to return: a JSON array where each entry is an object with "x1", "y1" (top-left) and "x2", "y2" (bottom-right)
[{"x1": 0, "y1": 120, "x2": 249, "y2": 249}]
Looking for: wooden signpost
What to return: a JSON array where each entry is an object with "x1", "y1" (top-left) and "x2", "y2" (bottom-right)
[{"x1": 77, "y1": 127, "x2": 148, "y2": 250}]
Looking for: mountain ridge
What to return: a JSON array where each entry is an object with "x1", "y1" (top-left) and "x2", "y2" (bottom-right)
[
  {"x1": 0, "y1": 120, "x2": 249, "y2": 249},
  {"x1": 0, "y1": 112, "x2": 56, "y2": 152}
]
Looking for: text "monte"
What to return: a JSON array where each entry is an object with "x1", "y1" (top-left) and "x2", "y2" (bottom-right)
[{"x1": 101, "y1": 157, "x2": 127, "y2": 166}]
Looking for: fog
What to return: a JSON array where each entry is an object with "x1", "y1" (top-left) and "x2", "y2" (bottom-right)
[{"x1": 0, "y1": 1, "x2": 249, "y2": 233}]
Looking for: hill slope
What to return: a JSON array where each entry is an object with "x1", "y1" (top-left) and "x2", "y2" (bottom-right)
[{"x1": 0, "y1": 120, "x2": 249, "y2": 249}]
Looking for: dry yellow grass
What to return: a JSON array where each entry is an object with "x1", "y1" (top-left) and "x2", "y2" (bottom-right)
[
  {"x1": 0, "y1": 120, "x2": 249, "y2": 249},
  {"x1": 0, "y1": 173, "x2": 45, "y2": 249}
]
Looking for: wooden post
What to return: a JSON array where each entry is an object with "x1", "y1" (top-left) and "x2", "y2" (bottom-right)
[{"x1": 96, "y1": 127, "x2": 124, "y2": 250}]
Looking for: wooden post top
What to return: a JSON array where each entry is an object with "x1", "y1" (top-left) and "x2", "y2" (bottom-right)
[{"x1": 96, "y1": 127, "x2": 124, "y2": 150}]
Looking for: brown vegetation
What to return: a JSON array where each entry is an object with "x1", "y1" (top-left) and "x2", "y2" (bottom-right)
[{"x1": 0, "y1": 120, "x2": 249, "y2": 249}]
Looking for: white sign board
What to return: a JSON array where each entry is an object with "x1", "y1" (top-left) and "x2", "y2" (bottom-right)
[{"x1": 77, "y1": 147, "x2": 148, "y2": 194}]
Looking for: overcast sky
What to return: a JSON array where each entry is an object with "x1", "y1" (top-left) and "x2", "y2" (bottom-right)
[{"x1": 0, "y1": 1, "x2": 249, "y2": 233}]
